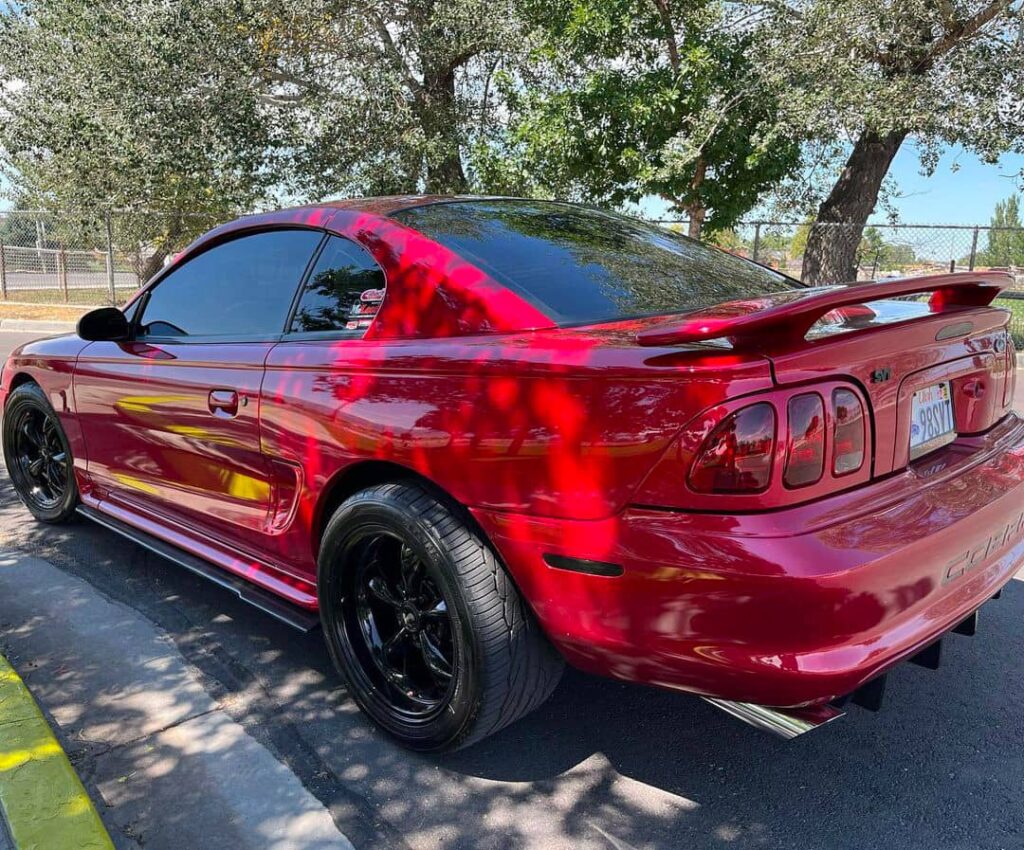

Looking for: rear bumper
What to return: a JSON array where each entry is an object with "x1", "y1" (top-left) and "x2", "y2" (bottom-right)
[{"x1": 475, "y1": 413, "x2": 1024, "y2": 707}]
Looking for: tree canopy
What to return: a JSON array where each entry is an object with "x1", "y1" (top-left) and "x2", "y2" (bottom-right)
[
  {"x1": 480, "y1": 0, "x2": 800, "y2": 237},
  {"x1": 1, "y1": 0, "x2": 1022, "y2": 279},
  {"x1": 754, "y1": 0, "x2": 1024, "y2": 281}
]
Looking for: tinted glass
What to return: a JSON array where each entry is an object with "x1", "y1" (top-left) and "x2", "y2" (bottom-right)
[
  {"x1": 138, "y1": 229, "x2": 322, "y2": 338},
  {"x1": 290, "y1": 237, "x2": 386, "y2": 334},
  {"x1": 394, "y1": 200, "x2": 801, "y2": 324}
]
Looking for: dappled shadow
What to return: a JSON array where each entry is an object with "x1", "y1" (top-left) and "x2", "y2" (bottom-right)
[{"x1": 2, "y1": 471, "x2": 1023, "y2": 849}]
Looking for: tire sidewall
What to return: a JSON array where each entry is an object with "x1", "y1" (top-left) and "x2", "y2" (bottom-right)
[
  {"x1": 2, "y1": 384, "x2": 78, "y2": 523},
  {"x1": 318, "y1": 490, "x2": 484, "y2": 751}
]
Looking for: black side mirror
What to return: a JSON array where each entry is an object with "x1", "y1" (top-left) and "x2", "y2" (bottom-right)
[{"x1": 77, "y1": 307, "x2": 130, "y2": 342}]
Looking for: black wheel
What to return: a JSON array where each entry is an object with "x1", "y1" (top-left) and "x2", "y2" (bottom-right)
[
  {"x1": 318, "y1": 482, "x2": 563, "y2": 752},
  {"x1": 2, "y1": 382, "x2": 78, "y2": 523}
]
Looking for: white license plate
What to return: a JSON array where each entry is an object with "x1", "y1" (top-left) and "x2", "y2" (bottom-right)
[{"x1": 909, "y1": 382, "x2": 956, "y2": 460}]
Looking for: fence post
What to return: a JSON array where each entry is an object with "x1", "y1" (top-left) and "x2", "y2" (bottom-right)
[
  {"x1": 0, "y1": 241, "x2": 6, "y2": 300},
  {"x1": 752, "y1": 222, "x2": 763, "y2": 263},
  {"x1": 58, "y1": 249, "x2": 68, "y2": 302},
  {"x1": 968, "y1": 226, "x2": 980, "y2": 271},
  {"x1": 104, "y1": 211, "x2": 116, "y2": 304}
]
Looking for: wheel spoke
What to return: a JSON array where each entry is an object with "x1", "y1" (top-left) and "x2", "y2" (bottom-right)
[
  {"x1": 20, "y1": 420, "x2": 41, "y2": 449},
  {"x1": 27, "y1": 457, "x2": 44, "y2": 478},
  {"x1": 367, "y1": 575, "x2": 402, "y2": 608},
  {"x1": 416, "y1": 631, "x2": 453, "y2": 683},
  {"x1": 381, "y1": 626, "x2": 409, "y2": 656},
  {"x1": 421, "y1": 599, "x2": 448, "y2": 620},
  {"x1": 399, "y1": 545, "x2": 423, "y2": 597}
]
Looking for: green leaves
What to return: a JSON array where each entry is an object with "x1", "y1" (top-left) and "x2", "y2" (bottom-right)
[{"x1": 495, "y1": 0, "x2": 801, "y2": 233}]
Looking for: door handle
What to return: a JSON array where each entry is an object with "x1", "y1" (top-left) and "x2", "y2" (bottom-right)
[{"x1": 208, "y1": 389, "x2": 240, "y2": 417}]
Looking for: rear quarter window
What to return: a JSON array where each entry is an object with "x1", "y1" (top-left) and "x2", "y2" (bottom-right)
[{"x1": 393, "y1": 200, "x2": 802, "y2": 325}]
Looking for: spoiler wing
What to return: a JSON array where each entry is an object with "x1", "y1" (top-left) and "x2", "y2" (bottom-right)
[{"x1": 635, "y1": 271, "x2": 1013, "y2": 349}]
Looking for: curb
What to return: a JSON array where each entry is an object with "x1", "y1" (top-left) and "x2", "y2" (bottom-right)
[
  {"x1": 0, "y1": 654, "x2": 114, "y2": 850},
  {"x1": 0, "y1": 320, "x2": 77, "y2": 333}
]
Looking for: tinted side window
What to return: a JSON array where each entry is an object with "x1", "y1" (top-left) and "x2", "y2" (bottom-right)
[
  {"x1": 138, "y1": 229, "x2": 323, "y2": 338},
  {"x1": 289, "y1": 236, "x2": 386, "y2": 334}
]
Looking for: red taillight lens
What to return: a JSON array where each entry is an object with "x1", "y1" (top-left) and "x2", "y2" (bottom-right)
[
  {"x1": 690, "y1": 403, "x2": 776, "y2": 493},
  {"x1": 784, "y1": 393, "x2": 825, "y2": 487},
  {"x1": 832, "y1": 388, "x2": 865, "y2": 475}
]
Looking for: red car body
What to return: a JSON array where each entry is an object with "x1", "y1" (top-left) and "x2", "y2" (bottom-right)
[{"x1": 2, "y1": 196, "x2": 1022, "y2": 722}]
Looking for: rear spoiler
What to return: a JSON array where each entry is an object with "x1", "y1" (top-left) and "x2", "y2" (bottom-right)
[{"x1": 635, "y1": 271, "x2": 1013, "y2": 349}]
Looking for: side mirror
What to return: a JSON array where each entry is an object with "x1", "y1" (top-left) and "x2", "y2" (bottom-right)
[{"x1": 77, "y1": 307, "x2": 130, "y2": 342}]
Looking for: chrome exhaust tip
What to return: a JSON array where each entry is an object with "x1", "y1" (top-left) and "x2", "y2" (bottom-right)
[{"x1": 703, "y1": 698, "x2": 845, "y2": 740}]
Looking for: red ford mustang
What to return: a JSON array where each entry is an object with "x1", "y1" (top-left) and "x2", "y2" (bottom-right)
[{"x1": 2, "y1": 197, "x2": 1022, "y2": 750}]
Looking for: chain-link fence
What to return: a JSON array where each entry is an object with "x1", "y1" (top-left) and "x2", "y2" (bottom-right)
[
  {"x1": 663, "y1": 219, "x2": 1024, "y2": 345},
  {"x1": 0, "y1": 210, "x2": 224, "y2": 307},
  {"x1": 1, "y1": 209, "x2": 1021, "y2": 344}
]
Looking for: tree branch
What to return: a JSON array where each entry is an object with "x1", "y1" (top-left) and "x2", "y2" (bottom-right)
[
  {"x1": 649, "y1": 0, "x2": 681, "y2": 74},
  {"x1": 922, "y1": 0, "x2": 1013, "y2": 69},
  {"x1": 370, "y1": 13, "x2": 423, "y2": 98}
]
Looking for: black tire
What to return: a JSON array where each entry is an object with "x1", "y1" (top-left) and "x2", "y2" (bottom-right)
[
  {"x1": 318, "y1": 481, "x2": 563, "y2": 752},
  {"x1": 2, "y1": 382, "x2": 79, "y2": 523}
]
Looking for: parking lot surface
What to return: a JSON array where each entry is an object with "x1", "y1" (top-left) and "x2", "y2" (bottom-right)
[{"x1": 1, "y1": 330, "x2": 1023, "y2": 850}]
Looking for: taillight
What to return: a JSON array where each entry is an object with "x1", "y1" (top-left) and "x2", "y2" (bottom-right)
[
  {"x1": 832, "y1": 388, "x2": 865, "y2": 475},
  {"x1": 784, "y1": 393, "x2": 825, "y2": 487},
  {"x1": 690, "y1": 403, "x2": 776, "y2": 493}
]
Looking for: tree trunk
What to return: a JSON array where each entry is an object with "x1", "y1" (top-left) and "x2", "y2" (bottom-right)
[
  {"x1": 802, "y1": 128, "x2": 908, "y2": 284},
  {"x1": 686, "y1": 204, "x2": 706, "y2": 239},
  {"x1": 420, "y1": 66, "x2": 468, "y2": 194},
  {"x1": 684, "y1": 156, "x2": 708, "y2": 239}
]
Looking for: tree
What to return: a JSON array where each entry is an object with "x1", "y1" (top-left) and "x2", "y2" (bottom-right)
[
  {"x1": 0, "y1": 0, "x2": 281, "y2": 277},
  {"x1": 857, "y1": 227, "x2": 916, "y2": 275},
  {"x1": 483, "y1": 0, "x2": 801, "y2": 237},
  {"x1": 979, "y1": 194, "x2": 1024, "y2": 266},
  {"x1": 756, "y1": 1, "x2": 1024, "y2": 283},
  {"x1": 0, "y1": 0, "x2": 524, "y2": 248},
  {"x1": 252, "y1": 0, "x2": 524, "y2": 197}
]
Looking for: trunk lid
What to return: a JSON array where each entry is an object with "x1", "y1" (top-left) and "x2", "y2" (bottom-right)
[{"x1": 636, "y1": 272, "x2": 1016, "y2": 477}]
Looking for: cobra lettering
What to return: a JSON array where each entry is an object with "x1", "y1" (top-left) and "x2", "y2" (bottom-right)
[{"x1": 943, "y1": 511, "x2": 1024, "y2": 584}]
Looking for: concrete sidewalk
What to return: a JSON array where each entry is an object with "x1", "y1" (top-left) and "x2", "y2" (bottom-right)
[{"x1": 0, "y1": 552, "x2": 354, "y2": 850}]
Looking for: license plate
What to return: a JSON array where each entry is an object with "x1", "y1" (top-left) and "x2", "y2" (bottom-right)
[{"x1": 909, "y1": 382, "x2": 956, "y2": 460}]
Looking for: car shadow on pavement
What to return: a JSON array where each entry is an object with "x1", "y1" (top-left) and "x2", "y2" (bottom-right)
[{"x1": 1, "y1": 477, "x2": 1022, "y2": 850}]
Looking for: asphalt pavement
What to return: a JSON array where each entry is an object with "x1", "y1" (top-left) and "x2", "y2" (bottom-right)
[{"x1": 1, "y1": 329, "x2": 1023, "y2": 850}]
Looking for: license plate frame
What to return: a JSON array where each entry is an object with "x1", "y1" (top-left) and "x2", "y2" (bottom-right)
[{"x1": 909, "y1": 381, "x2": 956, "y2": 460}]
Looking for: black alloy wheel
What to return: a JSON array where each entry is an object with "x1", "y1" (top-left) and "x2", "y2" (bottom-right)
[
  {"x1": 2, "y1": 383, "x2": 78, "y2": 523},
  {"x1": 348, "y1": 532, "x2": 456, "y2": 716},
  {"x1": 319, "y1": 482, "x2": 564, "y2": 752}
]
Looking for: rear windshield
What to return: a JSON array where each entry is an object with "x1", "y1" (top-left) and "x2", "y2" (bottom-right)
[{"x1": 393, "y1": 200, "x2": 802, "y2": 325}]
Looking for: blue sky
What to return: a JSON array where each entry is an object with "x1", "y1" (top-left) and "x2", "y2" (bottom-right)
[{"x1": 882, "y1": 143, "x2": 1023, "y2": 225}]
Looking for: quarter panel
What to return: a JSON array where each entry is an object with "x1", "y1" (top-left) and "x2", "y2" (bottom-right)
[{"x1": 259, "y1": 333, "x2": 775, "y2": 575}]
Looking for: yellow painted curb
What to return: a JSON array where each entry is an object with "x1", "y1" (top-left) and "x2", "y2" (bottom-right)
[{"x1": 0, "y1": 655, "x2": 114, "y2": 850}]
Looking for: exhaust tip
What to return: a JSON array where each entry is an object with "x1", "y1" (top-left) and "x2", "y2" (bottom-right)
[{"x1": 703, "y1": 698, "x2": 845, "y2": 740}]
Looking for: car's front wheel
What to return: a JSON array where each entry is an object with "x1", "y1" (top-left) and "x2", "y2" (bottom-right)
[
  {"x1": 2, "y1": 382, "x2": 78, "y2": 523},
  {"x1": 318, "y1": 481, "x2": 563, "y2": 751}
]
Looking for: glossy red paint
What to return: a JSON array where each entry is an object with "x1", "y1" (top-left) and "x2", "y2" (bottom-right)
[{"x1": 2, "y1": 197, "x2": 1021, "y2": 713}]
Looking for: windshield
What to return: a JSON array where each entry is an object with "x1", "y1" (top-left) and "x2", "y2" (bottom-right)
[{"x1": 393, "y1": 200, "x2": 802, "y2": 325}]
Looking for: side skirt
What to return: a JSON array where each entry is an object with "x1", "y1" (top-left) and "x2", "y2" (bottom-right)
[{"x1": 76, "y1": 504, "x2": 321, "y2": 633}]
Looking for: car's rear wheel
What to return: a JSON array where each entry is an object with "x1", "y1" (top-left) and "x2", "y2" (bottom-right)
[
  {"x1": 2, "y1": 383, "x2": 78, "y2": 523},
  {"x1": 318, "y1": 481, "x2": 563, "y2": 751}
]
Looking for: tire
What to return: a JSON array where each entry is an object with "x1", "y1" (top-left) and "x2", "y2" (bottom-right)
[
  {"x1": 318, "y1": 481, "x2": 563, "y2": 752},
  {"x1": 2, "y1": 382, "x2": 79, "y2": 523}
]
